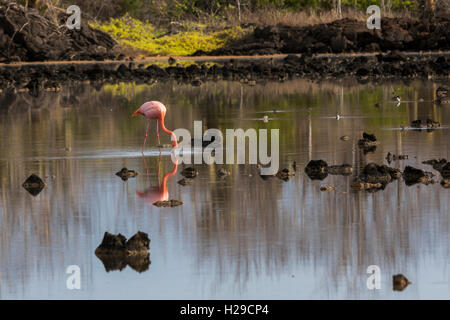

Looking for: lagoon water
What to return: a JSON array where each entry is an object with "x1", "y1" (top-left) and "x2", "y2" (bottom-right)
[{"x1": 0, "y1": 79, "x2": 449, "y2": 299}]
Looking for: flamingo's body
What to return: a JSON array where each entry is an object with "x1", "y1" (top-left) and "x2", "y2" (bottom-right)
[
  {"x1": 132, "y1": 101, "x2": 178, "y2": 152},
  {"x1": 136, "y1": 161, "x2": 178, "y2": 205}
]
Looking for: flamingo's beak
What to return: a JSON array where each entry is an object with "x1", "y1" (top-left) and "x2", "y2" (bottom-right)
[{"x1": 132, "y1": 110, "x2": 140, "y2": 117}]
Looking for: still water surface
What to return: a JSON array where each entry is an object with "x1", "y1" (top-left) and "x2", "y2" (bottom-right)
[{"x1": 0, "y1": 79, "x2": 449, "y2": 299}]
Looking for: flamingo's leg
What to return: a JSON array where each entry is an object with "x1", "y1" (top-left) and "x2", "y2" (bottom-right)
[
  {"x1": 157, "y1": 153, "x2": 162, "y2": 182},
  {"x1": 156, "y1": 119, "x2": 161, "y2": 149},
  {"x1": 142, "y1": 154, "x2": 149, "y2": 175},
  {"x1": 142, "y1": 119, "x2": 150, "y2": 155}
]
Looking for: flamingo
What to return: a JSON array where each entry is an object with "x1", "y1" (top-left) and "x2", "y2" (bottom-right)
[
  {"x1": 132, "y1": 101, "x2": 178, "y2": 153},
  {"x1": 136, "y1": 160, "x2": 178, "y2": 205}
]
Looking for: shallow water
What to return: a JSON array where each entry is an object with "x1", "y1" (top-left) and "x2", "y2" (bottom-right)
[{"x1": 0, "y1": 79, "x2": 449, "y2": 299}]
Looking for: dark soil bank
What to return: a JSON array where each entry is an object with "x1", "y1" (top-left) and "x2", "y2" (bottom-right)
[
  {"x1": 1, "y1": 52, "x2": 449, "y2": 93},
  {"x1": 0, "y1": 1, "x2": 117, "y2": 62},
  {"x1": 199, "y1": 16, "x2": 450, "y2": 56}
]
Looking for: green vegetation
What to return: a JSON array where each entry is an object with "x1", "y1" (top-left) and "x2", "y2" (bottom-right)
[
  {"x1": 53, "y1": 0, "x2": 425, "y2": 22},
  {"x1": 20, "y1": 0, "x2": 435, "y2": 57},
  {"x1": 92, "y1": 15, "x2": 249, "y2": 56}
]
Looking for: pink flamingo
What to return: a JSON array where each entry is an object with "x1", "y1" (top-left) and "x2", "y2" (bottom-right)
[
  {"x1": 136, "y1": 160, "x2": 178, "y2": 205},
  {"x1": 132, "y1": 101, "x2": 178, "y2": 153}
]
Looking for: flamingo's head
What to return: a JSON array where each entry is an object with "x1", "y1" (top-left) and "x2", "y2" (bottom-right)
[{"x1": 132, "y1": 109, "x2": 141, "y2": 117}]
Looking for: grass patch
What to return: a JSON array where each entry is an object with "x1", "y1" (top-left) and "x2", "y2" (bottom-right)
[{"x1": 92, "y1": 15, "x2": 250, "y2": 56}]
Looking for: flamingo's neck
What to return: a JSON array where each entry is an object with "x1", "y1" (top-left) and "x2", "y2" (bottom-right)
[
  {"x1": 161, "y1": 160, "x2": 178, "y2": 196},
  {"x1": 159, "y1": 115, "x2": 178, "y2": 147}
]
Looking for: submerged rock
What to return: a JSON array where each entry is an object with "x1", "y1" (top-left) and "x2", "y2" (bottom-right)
[
  {"x1": 411, "y1": 119, "x2": 422, "y2": 128},
  {"x1": 358, "y1": 132, "x2": 379, "y2": 153},
  {"x1": 422, "y1": 159, "x2": 450, "y2": 188},
  {"x1": 436, "y1": 86, "x2": 449, "y2": 104},
  {"x1": 305, "y1": 160, "x2": 353, "y2": 180},
  {"x1": 411, "y1": 119, "x2": 440, "y2": 129},
  {"x1": 403, "y1": 166, "x2": 435, "y2": 186},
  {"x1": 426, "y1": 119, "x2": 441, "y2": 128},
  {"x1": 22, "y1": 174, "x2": 46, "y2": 196},
  {"x1": 361, "y1": 163, "x2": 392, "y2": 185},
  {"x1": 305, "y1": 160, "x2": 328, "y2": 180},
  {"x1": 327, "y1": 164, "x2": 353, "y2": 176},
  {"x1": 387, "y1": 167, "x2": 403, "y2": 179},
  {"x1": 362, "y1": 132, "x2": 377, "y2": 142},
  {"x1": 181, "y1": 167, "x2": 198, "y2": 179},
  {"x1": 320, "y1": 185, "x2": 336, "y2": 191},
  {"x1": 386, "y1": 152, "x2": 393, "y2": 163},
  {"x1": 422, "y1": 159, "x2": 448, "y2": 173},
  {"x1": 153, "y1": 200, "x2": 183, "y2": 207},
  {"x1": 386, "y1": 152, "x2": 408, "y2": 163},
  {"x1": 178, "y1": 178, "x2": 194, "y2": 186},
  {"x1": 115, "y1": 168, "x2": 138, "y2": 181},
  {"x1": 441, "y1": 162, "x2": 450, "y2": 179},
  {"x1": 352, "y1": 163, "x2": 401, "y2": 191},
  {"x1": 276, "y1": 168, "x2": 295, "y2": 181},
  {"x1": 441, "y1": 178, "x2": 450, "y2": 188},
  {"x1": 393, "y1": 274, "x2": 411, "y2": 291},
  {"x1": 217, "y1": 168, "x2": 231, "y2": 178},
  {"x1": 358, "y1": 139, "x2": 379, "y2": 149},
  {"x1": 351, "y1": 181, "x2": 383, "y2": 191}
]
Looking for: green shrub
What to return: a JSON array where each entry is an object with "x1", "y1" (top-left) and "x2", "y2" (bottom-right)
[{"x1": 92, "y1": 15, "x2": 249, "y2": 56}]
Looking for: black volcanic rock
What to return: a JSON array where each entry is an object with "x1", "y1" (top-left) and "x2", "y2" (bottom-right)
[
  {"x1": 0, "y1": 0, "x2": 117, "y2": 63},
  {"x1": 22, "y1": 174, "x2": 45, "y2": 196}
]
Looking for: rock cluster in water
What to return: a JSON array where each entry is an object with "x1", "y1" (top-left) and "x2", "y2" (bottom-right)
[
  {"x1": 95, "y1": 231, "x2": 150, "y2": 273},
  {"x1": 304, "y1": 160, "x2": 353, "y2": 181},
  {"x1": 411, "y1": 119, "x2": 441, "y2": 129},
  {"x1": 422, "y1": 159, "x2": 450, "y2": 188},
  {"x1": 386, "y1": 152, "x2": 408, "y2": 164},
  {"x1": 351, "y1": 163, "x2": 402, "y2": 191}
]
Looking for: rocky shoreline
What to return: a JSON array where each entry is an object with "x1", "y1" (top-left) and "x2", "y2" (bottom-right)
[
  {"x1": 0, "y1": 52, "x2": 449, "y2": 94},
  {"x1": 0, "y1": 2, "x2": 449, "y2": 89},
  {"x1": 200, "y1": 16, "x2": 450, "y2": 56}
]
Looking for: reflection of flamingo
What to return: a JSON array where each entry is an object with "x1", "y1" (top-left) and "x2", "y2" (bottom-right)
[
  {"x1": 132, "y1": 101, "x2": 178, "y2": 154},
  {"x1": 136, "y1": 159, "x2": 178, "y2": 205}
]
